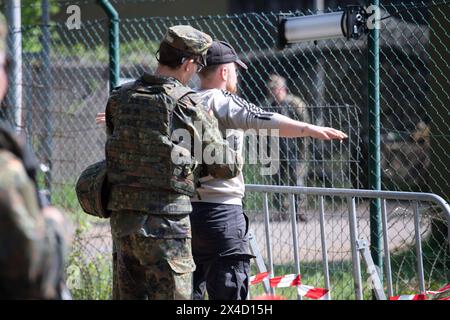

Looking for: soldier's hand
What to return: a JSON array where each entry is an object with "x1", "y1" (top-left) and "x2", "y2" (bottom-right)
[
  {"x1": 306, "y1": 124, "x2": 348, "y2": 140},
  {"x1": 96, "y1": 112, "x2": 106, "y2": 125}
]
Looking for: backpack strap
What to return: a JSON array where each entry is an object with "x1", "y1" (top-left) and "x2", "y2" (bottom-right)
[{"x1": 167, "y1": 85, "x2": 196, "y2": 103}]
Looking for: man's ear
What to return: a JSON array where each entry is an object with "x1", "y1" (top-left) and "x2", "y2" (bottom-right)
[
  {"x1": 221, "y1": 65, "x2": 228, "y2": 81},
  {"x1": 182, "y1": 58, "x2": 192, "y2": 72}
]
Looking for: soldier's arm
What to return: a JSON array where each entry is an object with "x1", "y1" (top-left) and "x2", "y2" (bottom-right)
[{"x1": 173, "y1": 95, "x2": 241, "y2": 180}]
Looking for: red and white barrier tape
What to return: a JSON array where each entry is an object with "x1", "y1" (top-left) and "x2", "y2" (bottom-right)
[
  {"x1": 249, "y1": 272, "x2": 269, "y2": 285},
  {"x1": 250, "y1": 272, "x2": 329, "y2": 300},
  {"x1": 426, "y1": 284, "x2": 450, "y2": 295},
  {"x1": 269, "y1": 274, "x2": 301, "y2": 288},
  {"x1": 389, "y1": 284, "x2": 450, "y2": 300},
  {"x1": 297, "y1": 284, "x2": 329, "y2": 300},
  {"x1": 389, "y1": 294, "x2": 427, "y2": 300}
]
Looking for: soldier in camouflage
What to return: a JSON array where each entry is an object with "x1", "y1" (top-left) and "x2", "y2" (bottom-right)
[
  {"x1": 267, "y1": 74, "x2": 310, "y2": 221},
  {"x1": 105, "y1": 25, "x2": 241, "y2": 300},
  {"x1": 0, "y1": 13, "x2": 71, "y2": 299}
]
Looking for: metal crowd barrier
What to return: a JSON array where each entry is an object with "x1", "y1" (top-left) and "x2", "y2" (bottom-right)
[{"x1": 245, "y1": 184, "x2": 450, "y2": 300}]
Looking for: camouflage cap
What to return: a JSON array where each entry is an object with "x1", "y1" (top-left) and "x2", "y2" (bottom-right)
[
  {"x1": 0, "y1": 13, "x2": 6, "y2": 61},
  {"x1": 163, "y1": 25, "x2": 212, "y2": 57}
]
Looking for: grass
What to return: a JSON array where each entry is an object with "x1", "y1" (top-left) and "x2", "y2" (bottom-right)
[
  {"x1": 388, "y1": 235, "x2": 449, "y2": 294},
  {"x1": 66, "y1": 246, "x2": 112, "y2": 300}
]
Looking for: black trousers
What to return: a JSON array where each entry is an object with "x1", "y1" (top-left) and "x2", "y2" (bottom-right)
[{"x1": 190, "y1": 202, "x2": 253, "y2": 300}]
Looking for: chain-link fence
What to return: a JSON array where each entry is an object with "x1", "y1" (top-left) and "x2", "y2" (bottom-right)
[{"x1": 2, "y1": 0, "x2": 448, "y2": 299}]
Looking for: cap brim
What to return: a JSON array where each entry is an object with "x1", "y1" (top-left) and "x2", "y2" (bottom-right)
[{"x1": 235, "y1": 59, "x2": 248, "y2": 70}]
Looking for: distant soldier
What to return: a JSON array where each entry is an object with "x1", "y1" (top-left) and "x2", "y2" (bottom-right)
[
  {"x1": 104, "y1": 26, "x2": 241, "y2": 299},
  {"x1": 267, "y1": 74, "x2": 310, "y2": 221},
  {"x1": 0, "y1": 13, "x2": 71, "y2": 299}
]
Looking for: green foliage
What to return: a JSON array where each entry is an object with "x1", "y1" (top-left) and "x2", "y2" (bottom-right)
[
  {"x1": 51, "y1": 183, "x2": 80, "y2": 213},
  {"x1": 20, "y1": 0, "x2": 60, "y2": 53},
  {"x1": 121, "y1": 38, "x2": 159, "y2": 65},
  {"x1": 49, "y1": 182, "x2": 113, "y2": 300},
  {"x1": 65, "y1": 208, "x2": 113, "y2": 300},
  {"x1": 66, "y1": 246, "x2": 112, "y2": 300},
  {"x1": 21, "y1": 0, "x2": 60, "y2": 26},
  {"x1": 51, "y1": 42, "x2": 109, "y2": 63}
]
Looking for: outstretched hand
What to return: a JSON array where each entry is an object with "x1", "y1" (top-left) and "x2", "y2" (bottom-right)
[
  {"x1": 96, "y1": 112, "x2": 106, "y2": 125},
  {"x1": 307, "y1": 124, "x2": 348, "y2": 140}
]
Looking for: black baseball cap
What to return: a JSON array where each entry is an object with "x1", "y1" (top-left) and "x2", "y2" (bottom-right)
[{"x1": 206, "y1": 41, "x2": 248, "y2": 70}]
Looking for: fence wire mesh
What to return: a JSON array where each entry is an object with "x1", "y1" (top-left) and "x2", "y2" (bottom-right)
[{"x1": 2, "y1": 0, "x2": 448, "y2": 299}]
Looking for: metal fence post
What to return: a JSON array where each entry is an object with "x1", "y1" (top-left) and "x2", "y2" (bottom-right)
[
  {"x1": 413, "y1": 201, "x2": 426, "y2": 293},
  {"x1": 348, "y1": 196, "x2": 363, "y2": 300},
  {"x1": 367, "y1": 0, "x2": 383, "y2": 289},
  {"x1": 5, "y1": 0, "x2": 22, "y2": 131},
  {"x1": 98, "y1": 0, "x2": 120, "y2": 91},
  {"x1": 381, "y1": 199, "x2": 393, "y2": 297},
  {"x1": 41, "y1": 0, "x2": 53, "y2": 200},
  {"x1": 290, "y1": 194, "x2": 302, "y2": 300},
  {"x1": 263, "y1": 192, "x2": 275, "y2": 295},
  {"x1": 319, "y1": 195, "x2": 331, "y2": 299}
]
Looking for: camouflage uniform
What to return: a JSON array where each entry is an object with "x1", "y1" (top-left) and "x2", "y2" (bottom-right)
[
  {"x1": 106, "y1": 26, "x2": 241, "y2": 300},
  {"x1": 267, "y1": 76, "x2": 310, "y2": 218},
  {"x1": 0, "y1": 14, "x2": 70, "y2": 299}
]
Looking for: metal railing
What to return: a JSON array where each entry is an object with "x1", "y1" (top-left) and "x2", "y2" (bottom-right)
[{"x1": 245, "y1": 184, "x2": 450, "y2": 300}]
